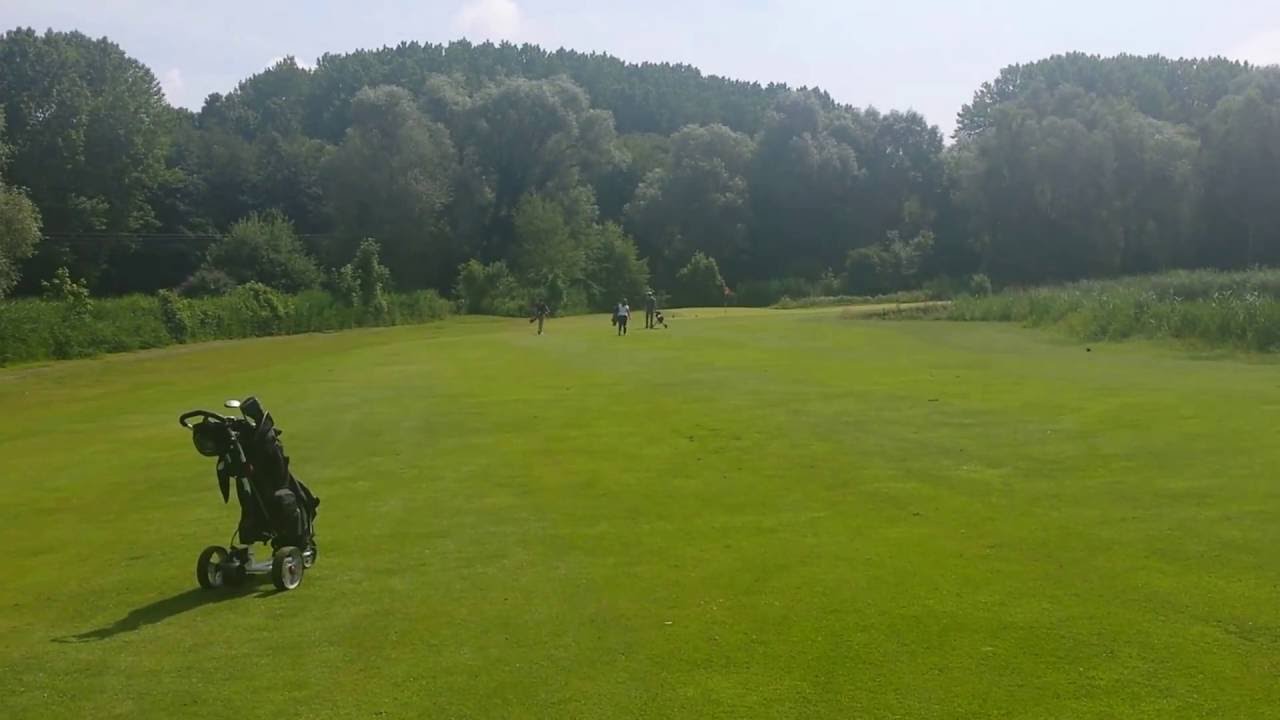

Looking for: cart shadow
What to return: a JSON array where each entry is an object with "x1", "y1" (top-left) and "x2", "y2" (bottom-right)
[{"x1": 54, "y1": 579, "x2": 275, "y2": 643}]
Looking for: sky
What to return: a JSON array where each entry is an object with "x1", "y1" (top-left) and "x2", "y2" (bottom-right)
[{"x1": 4, "y1": 0, "x2": 1280, "y2": 135}]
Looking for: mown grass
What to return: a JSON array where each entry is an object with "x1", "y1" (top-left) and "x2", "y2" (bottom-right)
[
  {"x1": 948, "y1": 268, "x2": 1280, "y2": 351},
  {"x1": 1, "y1": 309, "x2": 1277, "y2": 718}
]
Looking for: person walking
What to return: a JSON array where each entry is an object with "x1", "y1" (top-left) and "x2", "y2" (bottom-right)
[
  {"x1": 644, "y1": 291, "x2": 658, "y2": 329},
  {"x1": 531, "y1": 299, "x2": 550, "y2": 335},
  {"x1": 615, "y1": 298, "x2": 631, "y2": 336}
]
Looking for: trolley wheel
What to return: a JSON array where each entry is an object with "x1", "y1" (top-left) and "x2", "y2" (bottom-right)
[
  {"x1": 196, "y1": 546, "x2": 229, "y2": 590},
  {"x1": 271, "y1": 546, "x2": 304, "y2": 591},
  {"x1": 303, "y1": 544, "x2": 317, "y2": 569}
]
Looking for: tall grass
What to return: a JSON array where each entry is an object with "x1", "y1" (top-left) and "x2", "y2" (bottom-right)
[
  {"x1": 947, "y1": 269, "x2": 1280, "y2": 351},
  {"x1": 0, "y1": 288, "x2": 451, "y2": 366},
  {"x1": 773, "y1": 290, "x2": 932, "y2": 309},
  {"x1": 737, "y1": 276, "x2": 839, "y2": 307}
]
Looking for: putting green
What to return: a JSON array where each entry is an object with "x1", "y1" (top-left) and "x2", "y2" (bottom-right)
[{"x1": 2, "y1": 309, "x2": 1277, "y2": 718}]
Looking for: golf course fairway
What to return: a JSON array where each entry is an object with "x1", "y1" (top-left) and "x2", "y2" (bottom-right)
[{"x1": 1, "y1": 308, "x2": 1277, "y2": 718}]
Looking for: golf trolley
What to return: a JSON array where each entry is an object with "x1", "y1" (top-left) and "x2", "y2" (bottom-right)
[{"x1": 179, "y1": 397, "x2": 319, "y2": 592}]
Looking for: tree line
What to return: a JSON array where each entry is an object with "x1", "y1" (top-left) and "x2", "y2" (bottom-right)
[{"x1": 1, "y1": 28, "x2": 1278, "y2": 309}]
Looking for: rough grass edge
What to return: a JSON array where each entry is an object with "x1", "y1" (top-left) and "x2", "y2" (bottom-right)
[
  {"x1": 0, "y1": 288, "x2": 451, "y2": 367},
  {"x1": 840, "y1": 302, "x2": 952, "y2": 320},
  {"x1": 931, "y1": 268, "x2": 1280, "y2": 353},
  {"x1": 773, "y1": 290, "x2": 932, "y2": 309}
]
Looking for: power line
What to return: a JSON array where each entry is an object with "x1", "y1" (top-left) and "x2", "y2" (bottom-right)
[{"x1": 37, "y1": 232, "x2": 339, "y2": 246}]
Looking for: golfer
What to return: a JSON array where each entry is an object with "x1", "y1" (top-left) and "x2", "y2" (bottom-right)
[
  {"x1": 645, "y1": 291, "x2": 658, "y2": 329},
  {"x1": 532, "y1": 300, "x2": 550, "y2": 335},
  {"x1": 615, "y1": 298, "x2": 631, "y2": 336}
]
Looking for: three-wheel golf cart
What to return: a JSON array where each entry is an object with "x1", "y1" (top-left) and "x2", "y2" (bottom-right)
[{"x1": 179, "y1": 397, "x2": 319, "y2": 592}]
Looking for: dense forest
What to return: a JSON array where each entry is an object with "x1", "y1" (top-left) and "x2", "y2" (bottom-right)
[{"x1": 1, "y1": 28, "x2": 1278, "y2": 310}]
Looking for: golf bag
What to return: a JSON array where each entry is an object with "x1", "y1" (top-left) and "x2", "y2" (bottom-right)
[{"x1": 181, "y1": 397, "x2": 318, "y2": 552}]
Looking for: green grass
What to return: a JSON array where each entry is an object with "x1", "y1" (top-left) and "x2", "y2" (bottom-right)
[
  {"x1": 2, "y1": 309, "x2": 1278, "y2": 718},
  {"x1": 0, "y1": 287, "x2": 451, "y2": 366},
  {"x1": 949, "y1": 268, "x2": 1280, "y2": 351}
]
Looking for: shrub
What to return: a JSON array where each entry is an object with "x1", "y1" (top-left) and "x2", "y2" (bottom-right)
[
  {"x1": 336, "y1": 239, "x2": 393, "y2": 320},
  {"x1": 922, "y1": 273, "x2": 994, "y2": 300},
  {"x1": 289, "y1": 289, "x2": 358, "y2": 333},
  {"x1": 454, "y1": 259, "x2": 532, "y2": 316},
  {"x1": 968, "y1": 273, "x2": 993, "y2": 297},
  {"x1": 387, "y1": 290, "x2": 453, "y2": 325},
  {"x1": 231, "y1": 282, "x2": 293, "y2": 336},
  {"x1": 735, "y1": 274, "x2": 842, "y2": 307},
  {"x1": 0, "y1": 300, "x2": 53, "y2": 365},
  {"x1": 0, "y1": 181, "x2": 42, "y2": 299},
  {"x1": 845, "y1": 231, "x2": 934, "y2": 296},
  {"x1": 157, "y1": 289, "x2": 194, "y2": 342},
  {"x1": 201, "y1": 211, "x2": 323, "y2": 293},
  {"x1": 0, "y1": 286, "x2": 451, "y2": 367},
  {"x1": 674, "y1": 251, "x2": 727, "y2": 307},
  {"x1": 41, "y1": 267, "x2": 94, "y2": 359},
  {"x1": 737, "y1": 278, "x2": 808, "y2": 307},
  {"x1": 586, "y1": 223, "x2": 650, "y2": 312},
  {"x1": 88, "y1": 295, "x2": 171, "y2": 353},
  {"x1": 456, "y1": 259, "x2": 516, "y2": 314},
  {"x1": 179, "y1": 267, "x2": 238, "y2": 297}
]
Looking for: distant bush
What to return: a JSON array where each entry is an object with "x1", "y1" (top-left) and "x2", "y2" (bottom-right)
[
  {"x1": 945, "y1": 268, "x2": 1280, "y2": 351},
  {"x1": 41, "y1": 267, "x2": 95, "y2": 359},
  {"x1": 454, "y1": 222, "x2": 650, "y2": 317},
  {"x1": 586, "y1": 223, "x2": 650, "y2": 312},
  {"x1": 454, "y1": 259, "x2": 529, "y2": 316},
  {"x1": 0, "y1": 180, "x2": 42, "y2": 299},
  {"x1": 674, "y1": 251, "x2": 728, "y2": 307},
  {"x1": 386, "y1": 290, "x2": 453, "y2": 326},
  {"x1": 922, "y1": 273, "x2": 994, "y2": 300},
  {"x1": 178, "y1": 267, "x2": 238, "y2": 297},
  {"x1": 231, "y1": 282, "x2": 293, "y2": 336},
  {"x1": 334, "y1": 238, "x2": 393, "y2": 320},
  {"x1": 157, "y1": 289, "x2": 194, "y2": 342},
  {"x1": 844, "y1": 231, "x2": 934, "y2": 296},
  {"x1": 0, "y1": 285, "x2": 450, "y2": 366},
  {"x1": 198, "y1": 211, "x2": 323, "y2": 293},
  {"x1": 736, "y1": 273, "x2": 840, "y2": 307}
]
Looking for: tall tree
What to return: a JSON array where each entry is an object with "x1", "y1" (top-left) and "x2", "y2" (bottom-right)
[
  {"x1": 950, "y1": 87, "x2": 1200, "y2": 282},
  {"x1": 1199, "y1": 73, "x2": 1280, "y2": 267},
  {"x1": 0, "y1": 115, "x2": 42, "y2": 298},
  {"x1": 625, "y1": 124, "x2": 754, "y2": 283},
  {"x1": 323, "y1": 85, "x2": 457, "y2": 288},
  {"x1": 748, "y1": 91, "x2": 864, "y2": 278},
  {"x1": 956, "y1": 53, "x2": 1251, "y2": 140},
  {"x1": 463, "y1": 76, "x2": 621, "y2": 259},
  {"x1": 0, "y1": 28, "x2": 171, "y2": 289}
]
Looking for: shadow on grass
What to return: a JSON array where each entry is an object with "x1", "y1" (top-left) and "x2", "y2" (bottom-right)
[{"x1": 54, "y1": 578, "x2": 274, "y2": 643}]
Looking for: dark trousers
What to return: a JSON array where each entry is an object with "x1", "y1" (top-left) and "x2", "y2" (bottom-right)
[
  {"x1": 537, "y1": 316, "x2": 545, "y2": 334},
  {"x1": 617, "y1": 316, "x2": 628, "y2": 335},
  {"x1": 645, "y1": 309, "x2": 655, "y2": 328}
]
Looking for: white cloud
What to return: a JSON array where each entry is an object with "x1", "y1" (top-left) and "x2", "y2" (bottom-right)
[
  {"x1": 452, "y1": 0, "x2": 523, "y2": 41},
  {"x1": 160, "y1": 68, "x2": 185, "y2": 103},
  {"x1": 1229, "y1": 29, "x2": 1280, "y2": 67}
]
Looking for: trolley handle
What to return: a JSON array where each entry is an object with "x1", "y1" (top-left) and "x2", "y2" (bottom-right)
[{"x1": 179, "y1": 410, "x2": 224, "y2": 429}]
